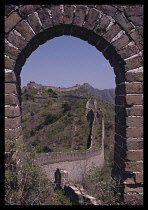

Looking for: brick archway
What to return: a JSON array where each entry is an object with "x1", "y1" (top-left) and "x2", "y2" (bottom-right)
[{"x1": 5, "y1": 4, "x2": 143, "y2": 203}]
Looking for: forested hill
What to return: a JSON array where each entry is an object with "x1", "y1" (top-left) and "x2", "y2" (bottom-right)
[{"x1": 21, "y1": 85, "x2": 115, "y2": 154}]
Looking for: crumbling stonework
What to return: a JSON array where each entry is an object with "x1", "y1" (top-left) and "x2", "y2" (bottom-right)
[{"x1": 5, "y1": 4, "x2": 143, "y2": 204}]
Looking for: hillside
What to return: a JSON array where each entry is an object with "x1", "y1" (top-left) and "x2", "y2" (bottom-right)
[
  {"x1": 82, "y1": 83, "x2": 115, "y2": 105},
  {"x1": 21, "y1": 84, "x2": 115, "y2": 158}
]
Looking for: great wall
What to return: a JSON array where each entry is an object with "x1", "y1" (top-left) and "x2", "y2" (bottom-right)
[
  {"x1": 5, "y1": 5, "x2": 143, "y2": 204},
  {"x1": 35, "y1": 99, "x2": 104, "y2": 184}
]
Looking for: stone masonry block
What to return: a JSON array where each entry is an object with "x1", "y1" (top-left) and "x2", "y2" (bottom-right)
[
  {"x1": 63, "y1": 5, "x2": 74, "y2": 24},
  {"x1": 118, "y1": 43, "x2": 139, "y2": 60},
  {"x1": 124, "y1": 161, "x2": 143, "y2": 172},
  {"x1": 5, "y1": 106, "x2": 21, "y2": 117},
  {"x1": 100, "y1": 5, "x2": 117, "y2": 17},
  {"x1": 5, "y1": 56, "x2": 15, "y2": 70},
  {"x1": 5, "y1": 40, "x2": 21, "y2": 60},
  {"x1": 84, "y1": 8, "x2": 100, "y2": 30},
  {"x1": 124, "y1": 56, "x2": 143, "y2": 71},
  {"x1": 51, "y1": 5, "x2": 63, "y2": 25},
  {"x1": 5, "y1": 116, "x2": 21, "y2": 129},
  {"x1": 37, "y1": 8, "x2": 53, "y2": 29},
  {"x1": 5, "y1": 95, "x2": 19, "y2": 106},
  {"x1": 94, "y1": 14, "x2": 111, "y2": 36},
  {"x1": 125, "y1": 71, "x2": 143, "y2": 82},
  {"x1": 125, "y1": 6, "x2": 143, "y2": 17},
  {"x1": 135, "y1": 173, "x2": 143, "y2": 184},
  {"x1": 18, "y1": 5, "x2": 41, "y2": 18},
  {"x1": 5, "y1": 83, "x2": 17, "y2": 94},
  {"x1": 15, "y1": 19, "x2": 35, "y2": 41},
  {"x1": 112, "y1": 34, "x2": 130, "y2": 51},
  {"x1": 125, "y1": 106, "x2": 143, "y2": 116},
  {"x1": 125, "y1": 150, "x2": 143, "y2": 162},
  {"x1": 5, "y1": 71, "x2": 17, "y2": 83},
  {"x1": 125, "y1": 82, "x2": 143, "y2": 94},
  {"x1": 27, "y1": 12, "x2": 43, "y2": 34},
  {"x1": 124, "y1": 185, "x2": 143, "y2": 194},
  {"x1": 129, "y1": 29, "x2": 143, "y2": 51},
  {"x1": 103, "y1": 23, "x2": 121, "y2": 43},
  {"x1": 7, "y1": 30, "x2": 28, "y2": 51},
  {"x1": 126, "y1": 140, "x2": 143, "y2": 151},
  {"x1": 119, "y1": 116, "x2": 143, "y2": 127},
  {"x1": 114, "y1": 11, "x2": 134, "y2": 33},
  {"x1": 126, "y1": 127, "x2": 143, "y2": 138},
  {"x1": 125, "y1": 94, "x2": 143, "y2": 106},
  {"x1": 5, "y1": 12, "x2": 21, "y2": 33},
  {"x1": 73, "y1": 5, "x2": 87, "y2": 27}
]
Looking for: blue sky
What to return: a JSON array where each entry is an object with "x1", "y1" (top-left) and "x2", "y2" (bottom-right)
[{"x1": 21, "y1": 35, "x2": 115, "y2": 90}]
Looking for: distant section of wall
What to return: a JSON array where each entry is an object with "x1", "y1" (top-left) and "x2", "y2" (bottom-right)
[
  {"x1": 44, "y1": 84, "x2": 81, "y2": 92},
  {"x1": 36, "y1": 147, "x2": 104, "y2": 183}
]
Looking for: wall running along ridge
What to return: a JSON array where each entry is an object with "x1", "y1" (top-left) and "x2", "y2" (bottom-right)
[{"x1": 5, "y1": 4, "x2": 143, "y2": 204}]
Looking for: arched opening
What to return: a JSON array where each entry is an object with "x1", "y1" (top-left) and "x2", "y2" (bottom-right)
[{"x1": 5, "y1": 5, "x2": 143, "y2": 205}]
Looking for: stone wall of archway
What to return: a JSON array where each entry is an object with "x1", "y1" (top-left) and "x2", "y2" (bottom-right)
[{"x1": 5, "y1": 4, "x2": 143, "y2": 203}]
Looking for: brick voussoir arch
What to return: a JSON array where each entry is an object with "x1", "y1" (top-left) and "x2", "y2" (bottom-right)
[{"x1": 5, "y1": 4, "x2": 143, "y2": 204}]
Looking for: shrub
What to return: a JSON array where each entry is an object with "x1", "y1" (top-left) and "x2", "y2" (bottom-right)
[{"x1": 5, "y1": 150, "x2": 72, "y2": 205}]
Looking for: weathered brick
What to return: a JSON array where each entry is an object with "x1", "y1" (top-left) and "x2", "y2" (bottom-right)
[
  {"x1": 15, "y1": 19, "x2": 35, "y2": 41},
  {"x1": 18, "y1": 5, "x2": 40, "y2": 18},
  {"x1": 5, "y1": 83, "x2": 17, "y2": 94},
  {"x1": 7, "y1": 30, "x2": 28, "y2": 51},
  {"x1": 5, "y1": 40, "x2": 21, "y2": 60},
  {"x1": 5, "y1": 116, "x2": 21, "y2": 129},
  {"x1": 100, "y1": 5, "x2": 117, "y2": 17},
  {"x1": 124, "y1": 161, "x2": 143, "y2": 172},
  {"x1": 103, "y1": 23, "x2": 121, "y2": 43},
  {"x1": 27, "y1": 12, "x2": 43, "y2": 34},
  {"x1": 63, "y1": 5, "x2": 74, "y2": 24},
  {"x1": 124, "y1": 193, "x2": 143, "y2": 205},
  {"x1": 125, "y1": 70, "x2": 143, "y2": 82},
  {"x1": 94, "y1": 14, "x2": 111, "y2": 36},
  {"x1": 128, "y1": 16, "x2": 143, "y2": 26},
  {"x1": 125, "y1": 94, "x2": 143, "y2": 106},
  {"x1": 5, "y1": 106, "x2": 21, "y2": 117},
  {"x1": 125, "y1": 82, "x2": 143, "y2": 94},
  {"x1": 5, "y1": 129, "x2": 15, "y2": 139},
  {"x1": 84, "y1": 8, "x2": 100, "y2": 30},
  {"x1": 119, "y1": 116, "x2": 143, "y2": 127},
  {"x1": 37, "y1": 8, "x2": 53, "y2": 29},
  {"x1": 5, "y1": 56, "x2": 15, "y2": 70},
  {"x1": 124, "y1": 185, "x2": 143, "y2": 194},
  {"x1": 125, "y1": 6, "x2": 143, "y2": 17},
  {"x1": 114, "y1": 11, "x2": 134, "y2": 32},
  {"x1": 135, "y1": 173, "x2": 143, "y2": 183},
  {"x1": 124, "y1": 56, "x2": 143, "y2": 71},
  {"x1": 112, "y1": 34, "x2": 130, "y2": 51},
  {"x1": 129, "y1": 29, "x2": 143, "y2": 51},
  {"x1": 5, "y1": 71, "x2": 17, "y2": 83},
  {"x1": 5, "y1": 12, "x2": 21, "y2": 33},
  {"x1": 126, "y1": 127, "x2": 143, "y2": 138},
  {"x1": 126, "y1": 140, "x2": 143, "y2": 150},
  {"x1": 118, "y1": 43, "x2": 139, "y2": 60},
  {"x1": 5, "y1": 95, "x2": 19, "y2": 106},
  {"x1": 73, "y1": 5, "x2": 87, "y2": 27},
  {"x1": 51, "y1": 5, "x2": 63, "y2": 25},
  {"x1": 125, "y1": 106, "x2": 143, "y2": 116}
]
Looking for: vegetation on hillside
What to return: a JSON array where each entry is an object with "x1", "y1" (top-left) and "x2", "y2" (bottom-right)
[
  {"x1": 21, "y1": 86, "x2": 115, "y2": 154},
  {"x1": 5, "y1": 149, "x2": 72, "y2": 205}
]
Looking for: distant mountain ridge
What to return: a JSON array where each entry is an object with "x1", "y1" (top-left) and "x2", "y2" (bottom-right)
[{"x1": 82, "y1": 83, "x2": 115, "y2": 105}]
